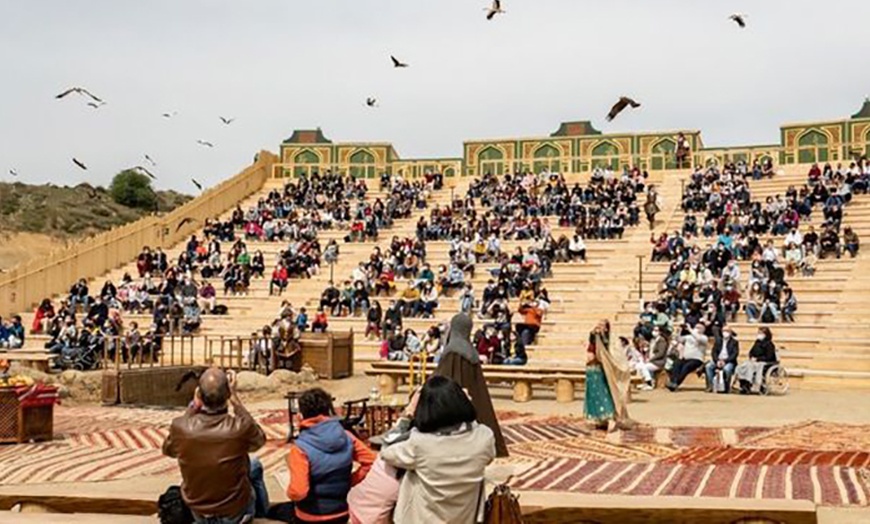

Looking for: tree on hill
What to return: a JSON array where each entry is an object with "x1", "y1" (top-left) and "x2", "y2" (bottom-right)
[{"x1": 110, "y1": 169, "x2": 157, "y2": 210}]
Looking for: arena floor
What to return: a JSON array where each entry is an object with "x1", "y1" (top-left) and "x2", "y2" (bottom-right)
[{"x1": 0, "y1": 380, "x2": 868, "y2": 522}]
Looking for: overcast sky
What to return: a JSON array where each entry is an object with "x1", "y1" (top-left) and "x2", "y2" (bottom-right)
[{"x1": 1, "y1": 0, "x2": 868, "y2": 193}]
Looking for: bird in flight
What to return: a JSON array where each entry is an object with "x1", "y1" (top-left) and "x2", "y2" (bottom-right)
[
  {"x1": 606, "y1": 96, "x2": 641, "y2": 122},
  {"x1": 197, "y1": 140, "x2": 215, "y2": 148},
  {"x1": 8, "y1": 169, "x2": 17, "y2": 177},
  {"x1": 390, "y1": 55, "x2": 409, "y2": 68},
  {"x1": 132, "y1": 165, "x2": 157, "y2": 180},
  {"x1": 87, "y1": 101, "x2": 107, "y2": 109},
  {"x1": 219, "y1": 116, "x2": 235, "y2": 125},
  {"x1": 175, "y1": 217, "x2": 198, "y2": 232},
  {"x1": 72, "y1": 158, "x2": 88, "y2": 170},
  {"x1": 366, "y1": 97, "x2": 378, "y2": 108},
  {"x1": 162, "y1": 111, "x2": 178, "y2": 119},
  {"x1": 729, "y1": 13, "x2": 748, "y2": 28},
  {"x1": 56, "y1": 87, "x2": 103, "y2": 103},
  {"x1": 485, "y1": 0, "x2": 505, "y2": 20},
  {"x1": 191, "y1": 178, "x2": 203, "y2": 191},
  {"x1": 144, "y1": 154, "x2": 157, "y2": 166}
]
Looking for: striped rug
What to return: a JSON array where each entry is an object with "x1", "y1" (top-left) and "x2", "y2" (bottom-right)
[
  {"x1": 663, "y1": 447, "x2": 870, "y2": 469},
  {"x1": 509, "y1": 458, "x2": 870, "y2": 506}
]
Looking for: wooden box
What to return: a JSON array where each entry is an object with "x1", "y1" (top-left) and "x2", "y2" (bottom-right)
[
  {"x1": 0, "y1": 386, "x2": 57, "y2": 444},
  {"x1": 101, "y1": 366, "x2": 206, "y2": 407},
  {"x1": 300, "y1": 331, "x2": 354, "y2": 380}
]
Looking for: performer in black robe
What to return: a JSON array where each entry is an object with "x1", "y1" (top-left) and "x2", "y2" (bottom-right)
[{"x1": 435, "y1": 313, "x2": 508, "y2": 457}]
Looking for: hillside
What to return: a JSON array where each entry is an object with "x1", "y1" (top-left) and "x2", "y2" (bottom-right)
[{"x1": 0, "y1": 182, "x2": 192, "y2": 270}]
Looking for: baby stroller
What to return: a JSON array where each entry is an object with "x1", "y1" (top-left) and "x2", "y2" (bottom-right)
[{"x1": 60, "y1": 338, "x2": 103, "y2": 371}]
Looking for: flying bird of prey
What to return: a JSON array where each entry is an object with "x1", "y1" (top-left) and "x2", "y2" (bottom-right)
[
  {"x1": 72, "y1": 158, "x2": 88, "y2": 170},
  {"x1": 485, "y1": 0, "x2": 505, "y2": 20},
  {"x1": 55, "y1": 87, "x2": 103, "y2": 103},
  {"x1": 175, "y1": 369, "x2": 202, "y2": 391},
  {"x1": 132, "y1": 165, "x2": 156, "y2": 179},
  {"x1": 366, "y1": 97, "x2": 378, "y2": 108},
  {"x1": 606, "y1": 96, "x2": 641, "y2": 122},
  {"x1": 191, "y1": 178, "x2": 203, "y2": 191},
  {"x1": 197, "y1": 140, "x2": 215, "y2": 148},
  {"x1": 8, "y1": 169, "x2": 17, "y2": 177},
  {"x1": 87, "y1": 101, "x2": 107, "y2": 109},
  {"x1": 729, "y1": 13, "x2": 748, "y2": 28},
  {"x1": 390, "y1": 55, "x2": 409, "y2": 68},
  {"x1": 175, "y1": 217, "x2": 198, "y2": 233},
  {"x1": 219, "y1": 116, "x2": 235, "y2": 125},
  {"x1": 144, "y1": 154, "x2": 157, "y2": 166},
  {"x1": 162, "y1": 111, "x2": 178, "y2": 119}
]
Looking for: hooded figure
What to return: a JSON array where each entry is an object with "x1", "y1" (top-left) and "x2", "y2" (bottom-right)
[{"x1": 435, "y1": 313, "x2": 508, "y2": 457}]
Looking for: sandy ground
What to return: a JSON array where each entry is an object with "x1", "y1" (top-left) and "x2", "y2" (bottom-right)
[
  {"x1": 0, "y1": 232, "x2": 67, "y2": 271},
  {"x1": 0, "y1": 375, "x2": 868, "y2": 522}
]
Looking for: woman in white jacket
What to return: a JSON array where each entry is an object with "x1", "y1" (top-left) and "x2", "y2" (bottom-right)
[{"x1": 380, "y1": 376, "x2": 496, "y2": 523}]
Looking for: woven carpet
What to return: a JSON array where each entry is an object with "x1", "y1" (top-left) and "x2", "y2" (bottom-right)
[
  {"x1": 663, "y1": 447, "x2": 870, "y2": 468},
  {"x1": 509, "y1": 457, "x2": 870, "y2": 506}
]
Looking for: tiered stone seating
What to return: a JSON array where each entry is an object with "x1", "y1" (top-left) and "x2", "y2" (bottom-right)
[
  {"x1": 626, "y1": 170, "x2": 870, "y2": 389},
  {"x1": 10, "y1": 168, "x2": 870, "y2": 390},
  {"x1": 12, "y1": 178, "x2": 454, "y2": 363}
]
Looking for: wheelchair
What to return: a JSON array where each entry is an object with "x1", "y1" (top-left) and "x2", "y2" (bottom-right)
[{"x1": 732, "y1": 360, "x2": 790, "y2": 396}]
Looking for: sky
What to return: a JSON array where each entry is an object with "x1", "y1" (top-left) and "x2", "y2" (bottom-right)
[{"x1": 1, "y1": 0, "x2": 868, "y2": 193}]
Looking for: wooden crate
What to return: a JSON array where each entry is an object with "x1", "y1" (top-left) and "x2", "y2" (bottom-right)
[
  {"x1": 101, "y1": 366, "x2": 205, "y2": 407},
  {"x1": 0, "y1": 387, "x2": 57, "y2": 444},
  {"x1": 300, "y1": 331, "x2": 354, "y2": 380}
]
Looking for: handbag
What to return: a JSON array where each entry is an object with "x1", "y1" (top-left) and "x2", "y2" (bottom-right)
[
  {"x1": 713, "y1": 368, "x2": 726, "y2": 393},
  {"x1": 157, "y1": 485, "x2": 193, "y2": 524},
  {"x1": 483, "y1": 482, "x2": 524, "y2": 524}
]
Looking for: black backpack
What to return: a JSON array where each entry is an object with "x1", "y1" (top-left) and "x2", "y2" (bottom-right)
[{"x1": 158, "y1": 486, "x2": 193, "y2": 524}]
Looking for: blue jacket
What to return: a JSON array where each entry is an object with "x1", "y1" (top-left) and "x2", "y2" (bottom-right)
[{"x1": 294, "y1": 417, "x2": 353, "y2": 519}]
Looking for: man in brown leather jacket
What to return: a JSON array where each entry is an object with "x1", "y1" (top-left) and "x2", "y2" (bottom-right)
[{"x1": 162, "y1": 368, "x2": 268, "y2": 523}]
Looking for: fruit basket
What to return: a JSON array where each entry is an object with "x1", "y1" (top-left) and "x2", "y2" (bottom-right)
[{"x1": 0, "y1": 377, "x2": 60, "y2": 444}]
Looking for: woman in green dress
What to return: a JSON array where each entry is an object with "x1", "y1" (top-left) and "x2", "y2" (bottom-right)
[{"x1": 584, "y1": 319, "x2": 634, "y2": 431}]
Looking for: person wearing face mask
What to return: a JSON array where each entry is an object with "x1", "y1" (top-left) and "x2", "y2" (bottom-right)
[
  {"x1": 704, "y1": 327, "x2": 740, "y2": 393},
  {"x1": 735, "y1": 327, "x2": 778, "y2": 394},
  {"x1": 640, "y1": 327, "x2": 669, "y2": 390},
  {"x1": 667, "y1": 323, "x2": 708, "y2": 391}
]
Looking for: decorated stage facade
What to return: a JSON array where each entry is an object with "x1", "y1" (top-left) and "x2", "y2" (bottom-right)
[{"x1": 272, "y1": 99, "x2": 870, "y2": 179}]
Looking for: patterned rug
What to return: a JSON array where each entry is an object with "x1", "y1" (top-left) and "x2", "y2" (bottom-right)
[
  {"x1": 663, "y1": 447, "x2": 870, "y2": 468},
  {"x1": 2, "y1": 405, "x2": 869, "y2": 508},
  {"x1": 509, "y1": 458, "x2": 870, "y2": 506}
]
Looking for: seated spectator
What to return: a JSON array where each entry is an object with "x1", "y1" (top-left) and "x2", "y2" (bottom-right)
[
  {"x1": 704, "y1": 327, "x2": 739, "y2": 393},
  {"x1": 311, "y1": 308, "x2": 328, "y2": 333},
  {"x1": 68, "y1": 277, "x2": 91, "y2": 313},
  {"x1": 506, "y1": 300, "x2": 543, "y2": 365},
  {"x1": 735, "y1": 327, "x2": 778, "y2": 394},
  {"x1": 286, "y1": 388, "x2": 375, "y2": 524},
  {"x1": 196, "y1": 280, "x2": 217, "y2": 314},
  {"x1": 365, "y1": 301, "x2": 383, "y2": 339},
  {"x1": 295, "y1": 307, "x2": 309, "y2": 333},
  {"x1": 641, "y1": 327, "x2": 668, "y2": 389},
  {"x1": 380, "y1": 376, "x2": 496, "y2": 523},
  {"x1": 844, "y1": 226, "x2": 860, "y2": 257},
  {"x1": 269, "y1": 263, "x2": 289, "y2": 296},
  {"x1": 666, "y1": 324, "x2": 708, "y2": 391},
  {"x1": 182, "y1": 299, "x2": 202, "y2": 334},
  {"x1": 162, "y1": 368, "x2": 269, "y2": 523},
  {"x1": 819, "y1": 227, "x2": 841, "y2": 259},
  {"x1": 418, "y1": 282, "x2": 439, "y2": 319},
  {"x1": 320, "y1": 282, "x2": 341, "y2": 316},
  {"x1": 31, "y1": 299, "x2": 56, "y2": 334},
  {"x1": 0, "y1": 316, "x2": 25, "y2": 349}
]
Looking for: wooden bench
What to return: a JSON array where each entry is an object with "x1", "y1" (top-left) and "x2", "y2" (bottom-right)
[
  {"x1": 366, "y1": 361, "x2": 593, "y2": 403},
  {"x1": 0, "y1": 350, "x2": 56, "y2": 373}
]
